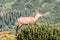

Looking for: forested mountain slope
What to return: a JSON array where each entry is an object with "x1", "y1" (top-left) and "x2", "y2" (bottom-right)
[{"x1": 0, "y1": 0, "x2": 60, "y2": 32}]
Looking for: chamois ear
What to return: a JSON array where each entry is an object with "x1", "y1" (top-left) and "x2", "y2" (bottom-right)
[
  {"x1": 35, "y1": 10, "x2": 41, "y2": 14},
  {"x1": 35, "y1": 9, "x2": 41, "y2": 13},
  {"x1": 36, "y1": 11, "x2": 39, "y2": 13}
]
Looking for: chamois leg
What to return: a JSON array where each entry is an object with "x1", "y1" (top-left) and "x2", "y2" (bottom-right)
[
  {"x1": 15, "y1": 25, "x2": 19, "y2": 36},
  {"x1": 15, "y1": 24, "x2": 22, "y2": 36}
]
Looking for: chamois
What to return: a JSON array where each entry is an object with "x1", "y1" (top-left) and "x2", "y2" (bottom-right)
[{"x1": 15, "y1": 11, "x2": 42, "y2": 36}]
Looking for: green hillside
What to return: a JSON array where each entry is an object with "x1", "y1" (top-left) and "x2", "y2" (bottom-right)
[{"x1": 0, "y1": 0, "x2": 60, "y2": 33}]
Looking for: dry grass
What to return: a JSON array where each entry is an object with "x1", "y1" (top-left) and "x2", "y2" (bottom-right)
[{"x1": 0, "y1": 31, "x2": 16, "y2": 40}]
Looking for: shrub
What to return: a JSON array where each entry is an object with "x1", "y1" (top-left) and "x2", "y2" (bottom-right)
[
  {"x1": 17, "y1": 23, "x2": 60, "y2": 40},
  {"x1": 0, "y1": 31, "x2": 16, "y2": 40}
]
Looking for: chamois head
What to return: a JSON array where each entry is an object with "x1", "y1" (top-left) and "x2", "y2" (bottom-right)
[
  {"x1": 34, "y1": 10, "x2": 42, "y2": 20},
  {"x1": 35, "y1": 10, "x2": 42, "y2": 17}
]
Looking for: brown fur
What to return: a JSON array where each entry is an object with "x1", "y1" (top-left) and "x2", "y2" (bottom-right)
[{"x1": 15, "y1": 11, "x2": 42, "y2": 36}]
